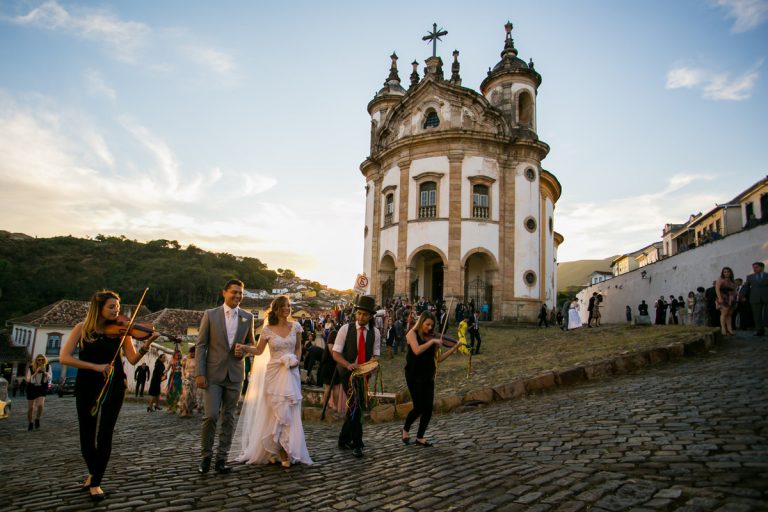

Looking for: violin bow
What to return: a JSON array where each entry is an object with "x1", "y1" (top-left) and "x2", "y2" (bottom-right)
[
  {"x1": 91, "y1": 287, "x2": 149, "y2": 416},
  {"x1": 434, "y1": 297, "x2": 454, "y2": 378}
]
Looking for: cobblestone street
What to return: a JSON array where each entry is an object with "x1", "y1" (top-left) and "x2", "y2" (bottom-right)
[{"x1": 1, "y1": 334, "x2": 766, "y2": 511}]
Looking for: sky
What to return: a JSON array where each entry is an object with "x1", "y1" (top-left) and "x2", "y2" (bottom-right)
[{"x1": 0, "y1": 0, "x2": 766, "y2": 290}]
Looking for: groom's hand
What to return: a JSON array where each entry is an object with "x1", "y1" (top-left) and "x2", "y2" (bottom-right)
[{"x1": 195, "y1": 376, "x2": 208, "y2": 389}]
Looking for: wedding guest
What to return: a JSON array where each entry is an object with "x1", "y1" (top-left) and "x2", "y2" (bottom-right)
[
  {"x1": 715, "y1": 267, "x2": 737, "y2": 336},
  {"x1": 25, "y1": 354, "x2": 51, "y2": 431},
  {"x1": 178, "y1": 346, "x2": 198, "y2": 417},
  {"x1": 134, "y1": 362, "x2": 149, "y2": 398},
  {"x1": 693, "y1": 287, "x2": 707, "y2": 326},
  {"x1": 147, "y1": 354, "x2": 167, "y2": 412},
  {"x1": 740, "y1": 261, "x2": 768, "y2": 336}
]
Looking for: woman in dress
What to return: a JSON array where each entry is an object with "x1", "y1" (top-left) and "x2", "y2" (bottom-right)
[
  {"x1": 165, "y1": 349, "x2": 183, "y2": 411},
  {"x1": 716, "y1": 267, "x2": 737, "y2": 336},
  {"x1": 25, "y1": 354, "x2": 51, "y2": 431},
  {"x1": 147, "y1": 353, "x2": 167, "y2": 412},
  {"x1": 568, "y1": 298, "x2": 582, "y2": 329},
  {"x1": 235, "y1": 295, "x2": 312, "y2": 467},
  {"x1": 178, "y1": 346, "x2": 198, "y2": 417},
  {"x1": 59, "y1": 290, "x2": 157, "y2": 502},
  {"x1": 317, "y1": 329, "x2": 346, "y2": 415},
  {"x1": 401, "y1": 311, "x2": 462, "y2": 447},
  {"x1": 692, "y1": 287, "x2": 707, "y2": 326}
]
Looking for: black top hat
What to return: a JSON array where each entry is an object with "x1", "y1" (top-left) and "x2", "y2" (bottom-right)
[{"x1": 354, "y1": 295, "x2": 377, "y2": 314}]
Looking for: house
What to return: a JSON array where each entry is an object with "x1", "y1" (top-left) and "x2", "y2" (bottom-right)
[
  {"x1": 5, "y1": 300, "x2": 150, "y2": 382},
  {"x1": 610, "y1": 249, "x2": 644, "y2": 276},
  {"x1": 733, "y1": 175, "x2": 768, "y2": 228},
  {"x1": 662, "y1": 213, "x2": 701, "y2": 257},
  {"x1": 689, "y1": 203, "x2": 742, "y2": 245},
  {"x1": 272, "y1": 288, "x2": 289, "y2": 295},
  {"x1": 587, "y1": 271, "x2": 612, "y2": 286},
  {"x1": 138, "y1": 308, "x2": 204, "y2": 339},
  {"x1": 635, "y1": 242, "x2": 663, "y2": 268}
]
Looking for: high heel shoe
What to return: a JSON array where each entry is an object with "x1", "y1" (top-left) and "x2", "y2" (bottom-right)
[
  {"x1": 80, "y1": 476, "x2": 92, "y2": 491},
  {"x1": 414, "y1": 439, "x2": 433, "y2": 447},
  {"x1": 281, "y1": 459, "x2": 291, "y2": 468},
  {"x1": 401, "y1": 429, "x2": 410, "y2": 445},
  {"x1": 89, "y1": 488, "x2": 106, "y2": 502}
]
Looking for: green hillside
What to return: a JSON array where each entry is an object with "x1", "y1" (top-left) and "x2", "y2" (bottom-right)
[{"x1": 557, "y1": 257, "x2": 615, "y2": 291}]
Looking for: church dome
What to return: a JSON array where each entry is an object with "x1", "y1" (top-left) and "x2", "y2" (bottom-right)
[{"x1": 481, "y1": 21, "x2": 541, "y2": 94}]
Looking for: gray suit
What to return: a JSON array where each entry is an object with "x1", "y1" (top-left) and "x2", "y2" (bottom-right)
[
  {"x1": 742, "y1": 270, "x2": 768, "y2": 334},
  {"x1": 195, "y1": 306, "x2": 254, "y2": 461}
]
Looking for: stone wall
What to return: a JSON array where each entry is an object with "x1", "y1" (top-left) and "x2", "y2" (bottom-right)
[{"x1": 575, "y1": 224, "x2": 768, "y2": 324}]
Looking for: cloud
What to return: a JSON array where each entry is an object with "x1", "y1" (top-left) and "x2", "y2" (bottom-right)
[
  {"x1": 11, "y1": 1, "x2": 149, "y2": 62},
  {"x1": 556, "y1": 174, "x2": 719, "y2": 262},
  {"x1": 713, "y1": 0, "x2": 768, "y2": 32},
  {"x1": 84, "y1": 69, "x2": 116, "y2": 100},
  {"x1": 7, "y1": 1, "x2": 238, "y2": 83},
  {"x1": 665, "y1": 62, "x2": 761, "y2": 100}
]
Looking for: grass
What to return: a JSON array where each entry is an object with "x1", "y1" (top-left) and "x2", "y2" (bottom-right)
[{"x1": 375, "y1": 324, "x2": 716, "y2": 399}]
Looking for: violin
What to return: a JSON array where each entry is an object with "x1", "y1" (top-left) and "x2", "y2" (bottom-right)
[
  {"x1": 104, "y1": 316, "x2": 181, "y2": 343},
  {"x1": 424, "y1": 332, "x2": 461, "y2": 348}
]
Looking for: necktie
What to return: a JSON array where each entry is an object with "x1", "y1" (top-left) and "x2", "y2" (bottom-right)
[{"x1": 357, "y1": 326, "x2": 366, "y2": 364}]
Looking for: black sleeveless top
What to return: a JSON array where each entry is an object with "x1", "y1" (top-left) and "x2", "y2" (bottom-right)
[
  {"x1": 405, "y1": 332, "x2": 436, "y2": 381},
  {"x1": 75, "y1": 333, "x2": 126, "y2": 392}
]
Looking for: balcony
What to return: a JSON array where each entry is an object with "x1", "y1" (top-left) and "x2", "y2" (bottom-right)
[
  {"x1": 472, "y1": 206, "x2": 489, "y2": 219},
  {"x1": 418, "y1": 205, "x2": 437, "y2": 219}
]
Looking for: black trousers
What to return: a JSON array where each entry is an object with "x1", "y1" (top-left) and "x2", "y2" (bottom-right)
[
  {"x1": 135, "y1": 380, "x2": 146, "y2": 397},
  {"x1": 404, "y1": 375, "x2": 434, "y2": 438},
  {"x1": 339, "y1": 376, "x2": 365, "y2": 449},
  {"x1": 75, "y1": 380, "x2": 125, "y2": 487},
  {"x1": 469, "y1": 329, "x2": 482, "y2": 354}
]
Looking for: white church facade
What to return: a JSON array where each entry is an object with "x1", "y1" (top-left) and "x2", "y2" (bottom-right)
[{"x1": 360, "y1": 22, "x2": 563, "y2": 321}]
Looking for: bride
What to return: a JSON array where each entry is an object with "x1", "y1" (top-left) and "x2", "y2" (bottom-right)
[{"x1": 234, "y1": 295, "x2": 312, "y2": 467}]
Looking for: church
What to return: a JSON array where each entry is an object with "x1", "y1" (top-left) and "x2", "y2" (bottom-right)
[{"x1": 360, "y1": 22, "x2": 562, "y2": 322}]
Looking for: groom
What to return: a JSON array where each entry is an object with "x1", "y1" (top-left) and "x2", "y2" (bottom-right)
[{"x1": 195, "y1": 279, "x2": 255, "y2": 474}]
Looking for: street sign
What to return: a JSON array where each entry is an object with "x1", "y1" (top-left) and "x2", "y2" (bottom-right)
[{"x1": 353, "y1": 273, "x2": 369, "y2": 294}]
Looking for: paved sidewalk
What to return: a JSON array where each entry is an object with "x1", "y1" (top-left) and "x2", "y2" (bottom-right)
[{"x1": 1, "y1": 334, "x2": 766, "y2": 511}]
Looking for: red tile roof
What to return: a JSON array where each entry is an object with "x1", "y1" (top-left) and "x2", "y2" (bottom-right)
[{"x1": 9, "y1": 300, "x2": 151, "y2": 327}]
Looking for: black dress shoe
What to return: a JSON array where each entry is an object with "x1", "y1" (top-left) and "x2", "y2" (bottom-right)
[
  {"x1": 338, "y1": 441, "x2": 352, "y2": 450},
  {"x1": 89, "y1": 490, "x2": 106, "y2": 502},
  {"x1": 198, "y1": 457, "x2": 211, "y2": 474},
  {"x1": 352, "y1": 448, "x2": 363, "y2": 458},
  {"x1": 214, "y1": 460, "x2": 232, "y2": 474}
]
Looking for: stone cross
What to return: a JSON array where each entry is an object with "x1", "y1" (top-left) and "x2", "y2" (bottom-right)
[{"x1": 422, "y1": 22, "x2": 448, "y2": 58}]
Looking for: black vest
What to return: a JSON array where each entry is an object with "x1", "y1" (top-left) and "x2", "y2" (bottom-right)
[{"x1": 337, "y1": 322, "x2": 376, "y2": 379}]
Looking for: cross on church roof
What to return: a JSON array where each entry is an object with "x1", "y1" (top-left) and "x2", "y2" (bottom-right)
[{"x1": 422, "y1": 22, "x2": 448, "y2": 58}]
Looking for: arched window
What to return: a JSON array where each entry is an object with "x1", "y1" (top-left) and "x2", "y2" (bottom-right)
[
  {"x1": 423, "y1": 109, "x2": 440, "y2": 129},
  {"x1": 472, "y1": 184, "x2": 489, "y2": 219},
  {"x1": 384, "y1": 193, "x2": 394, "y2": 226},
  {"x1": 46, "y1": 333, "x2": 61, "y2": 356},
  {"x1": 419, "y1": 182, "x2": 437, "y2": 218},
  {"x1": 518, "y1": 91, "x2": 533, "y2": 127}
]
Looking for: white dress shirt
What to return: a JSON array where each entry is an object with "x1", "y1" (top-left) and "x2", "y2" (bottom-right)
[
  {"x1": 223, "y1": 304, "x2": 239, "y2": 347},
  {"x1": 332, "y1": 322, "x2": 381, "y2": 358}
]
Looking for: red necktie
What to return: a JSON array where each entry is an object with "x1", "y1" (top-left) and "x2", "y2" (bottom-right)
[{"x1": 357, "y1": 326, "x2": 366, "y2": 364}]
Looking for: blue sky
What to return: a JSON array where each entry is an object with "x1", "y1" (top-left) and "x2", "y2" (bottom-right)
[{"x1": 0, "y1": 0, "x2": 766, "y2": 289}]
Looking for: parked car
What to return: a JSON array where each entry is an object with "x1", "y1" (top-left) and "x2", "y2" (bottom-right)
[{"x1": 57, "y1": 377, "x2": 76, "y2": 397}]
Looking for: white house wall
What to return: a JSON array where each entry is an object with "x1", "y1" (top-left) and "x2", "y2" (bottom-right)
[
  {"x1": 363, "y1": 180, "x2": 375, "y2": 279},
  {"x1": 379, "y1": 225, "x2": 399, "y2": 262},
  {"x1": 461, "y1": 223, "x2": 499, "y2": 263},
  {"x1": 461, "y1": 156, "x2": 500, "y2": 219},
  {"x1": 576, "y1": 224, "x2": 768, "y2": 322},
  {"x1": 544, "y1": 196, "x2": 555, "y2": 305},
  {"x1": 514, "y1": 164, "x2": 541, "y2": 298},
  {"x1": 409, "y1": 156, "x2": 449, "y2": 219},
  {"x1": 408, "y1": 220, "x2": 449, "y2": 260}
]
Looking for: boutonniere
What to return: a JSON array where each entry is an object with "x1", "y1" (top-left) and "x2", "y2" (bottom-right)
[{"x1": 240, "y1": 317, "x2": 247, "y2": 323}]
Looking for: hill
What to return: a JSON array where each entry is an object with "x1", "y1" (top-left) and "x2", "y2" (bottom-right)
[{"x1": 557, "y1": 257, "x2": 615, "y2": 291}]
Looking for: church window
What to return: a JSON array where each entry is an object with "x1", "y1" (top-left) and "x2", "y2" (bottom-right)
[
  {"x1": 518, "y1": 90, "x2": 533, "y2": 127},
  {"x1": 419, "y1": 182, "x2": 437, "y2": 218},
  {"x1": 384, "y1": 193, "x2": 394, "y2": 226},
  {"x1": 423, "y1": 110, "x2": 440, "y2": 129},
  {"x1": 472, "y1": 185, "x2": 489, "y2": 219},
  {"x1": 549, "y1": 216, "x2": 553, "y2": 233},
  {"x1": 523, "y1": 270, "x2": 537, "y2": 287},
  {"x1": 46, "y1": 333, "x2": 61, "y2": 356},
  {"x1": 524, "y1": 216, "x2": 537, "y2": 233},
  {"x1": 525, "y1": 168, "x2": 536, "y2": 181}
]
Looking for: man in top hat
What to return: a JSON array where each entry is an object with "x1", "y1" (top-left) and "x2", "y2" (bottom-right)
[{"x1": 331, "y1": 294, "x2": 381, "y2": 458}]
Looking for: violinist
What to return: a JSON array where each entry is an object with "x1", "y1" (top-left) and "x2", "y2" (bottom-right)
[
  {"x1": 401, "y1": 311, "x2": 461, "y2": 447},
  {"x1": 60, "y1": 290, "x2": 159, "y2": 503}
]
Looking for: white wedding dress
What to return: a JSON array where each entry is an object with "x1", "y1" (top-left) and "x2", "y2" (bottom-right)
[{"x1": 234, "y1": 321, "x2": 312, "y2": 465}]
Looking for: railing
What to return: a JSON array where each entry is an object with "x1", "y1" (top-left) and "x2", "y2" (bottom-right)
[
  {"x1": 418, "y1": 205, "x2": 437, "y2": 219},
  {"x1": 472, "y1": 206, "x2": 489, "y2": 219}
]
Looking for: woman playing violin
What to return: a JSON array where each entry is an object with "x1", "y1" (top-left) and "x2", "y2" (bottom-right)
[
  {"x1": 60, "y1": 290, "x2": 159, "y2": 502},
  {"x1": 401, "y1": 311, "x2": 461, "y2": 447}
]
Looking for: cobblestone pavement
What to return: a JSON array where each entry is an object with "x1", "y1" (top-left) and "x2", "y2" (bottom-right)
[{"x1": 1, "y1": 334, "x2": 766, "y2": 511}]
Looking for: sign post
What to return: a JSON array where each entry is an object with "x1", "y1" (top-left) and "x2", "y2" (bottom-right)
[{"x1": 353, "y1": 273, "x2": 369, "y2": 295}]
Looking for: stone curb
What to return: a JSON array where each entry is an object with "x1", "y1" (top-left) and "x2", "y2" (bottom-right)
[
  {"x1": 306, "y1": 330, "x2": 721, "y2": 424},
  {"x1": 302, "y1": 331, "x2": 723, "y2": 423}
]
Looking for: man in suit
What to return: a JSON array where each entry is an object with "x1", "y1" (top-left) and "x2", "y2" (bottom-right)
[
  {"x1": 195, "y1": 279, "x2": 255, "y2": 474},
  {"x1": 587, "y1": 292, "x2": 597, "y2": 327},
  {"x1": 741, "y1": 262, "x2": 768, "y2": 336},
  {"x1": 134, "y1": 362, "x2": 149, "y2": 398}
]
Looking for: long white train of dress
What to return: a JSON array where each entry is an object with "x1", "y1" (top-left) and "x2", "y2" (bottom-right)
[{"x1": 234, "y1": 322, "x2": 313, "y2": 465}]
